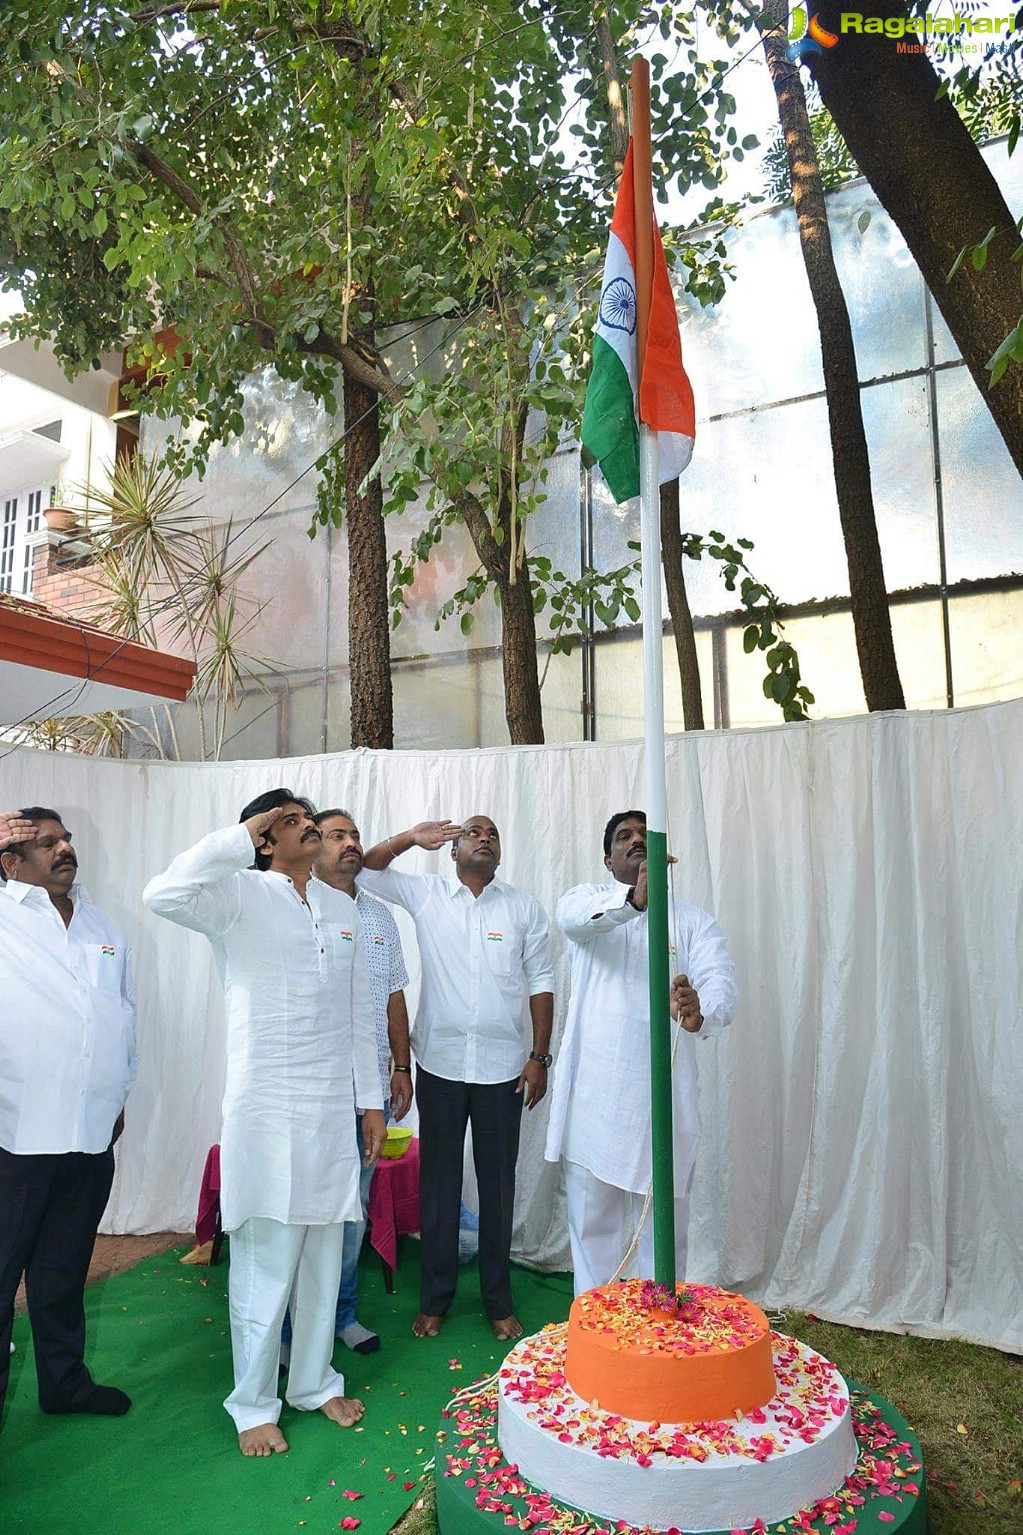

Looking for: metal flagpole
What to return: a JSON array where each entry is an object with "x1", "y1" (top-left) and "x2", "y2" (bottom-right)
[{"x1": 630, "y1": 57, "x2": 676, "y2": 1290}]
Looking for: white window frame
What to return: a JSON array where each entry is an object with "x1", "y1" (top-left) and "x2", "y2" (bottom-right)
[{"x1": 0, "y1": 484, "x2": 49, "y2": 596}]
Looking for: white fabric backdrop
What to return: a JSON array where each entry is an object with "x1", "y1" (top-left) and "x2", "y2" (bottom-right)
[{"x1": 2, "y1": 699, "x2": 1021, "y2": 1351}]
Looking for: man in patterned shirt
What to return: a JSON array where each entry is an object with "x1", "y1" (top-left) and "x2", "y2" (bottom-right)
[{"x1": 312, "y1": 809, "x2": 412, "y2": 1355}]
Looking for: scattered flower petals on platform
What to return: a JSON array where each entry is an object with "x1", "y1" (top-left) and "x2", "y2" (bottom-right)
[{"x1": 437, "y1": 1359, "x2": 925, "y2": 1534}]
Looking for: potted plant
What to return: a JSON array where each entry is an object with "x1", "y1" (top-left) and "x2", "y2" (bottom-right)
[{"x1": 43, "y1": 479, "x2": 80, "y2": 534}]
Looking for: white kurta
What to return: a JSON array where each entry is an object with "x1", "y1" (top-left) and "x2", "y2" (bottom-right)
[
  {"x1": 143, "y1": 825, "x2": 382, "y2": 1231},
  {"x1": 545, "y1": 880, "x2": 738, "y2": 1194}
]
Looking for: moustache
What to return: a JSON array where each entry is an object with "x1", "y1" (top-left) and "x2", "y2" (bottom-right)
[{"x1": 301, "y1": 830, "x2": 321, "y2": 842}]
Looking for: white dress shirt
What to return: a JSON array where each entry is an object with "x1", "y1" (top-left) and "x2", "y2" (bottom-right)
[
  {"x1": 143, "y1": 825, "x2": 383, "y2": 1231},
  {"x1": 545, "y1": 880, "x2": 738, "y2": 1193},
  {"x1": 0, "y1": 880, "x2": 137, "y2": 1156},
  {"x1": 357, "y1": 868, "x2": 554, "y2": 1084}
]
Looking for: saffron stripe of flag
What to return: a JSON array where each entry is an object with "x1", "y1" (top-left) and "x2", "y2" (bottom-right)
[{"x1": 581, "y1": 142, "x2": 695, "y2": 504}]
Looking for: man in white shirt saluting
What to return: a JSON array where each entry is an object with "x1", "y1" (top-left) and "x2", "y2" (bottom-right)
[
  {"x1": 360, "y1": 816, "x2": 555, "y2": 1342},
  {"x1": 143, "y1": 789, "x2": 386, "y2": 1457},
  {"x1": 0, "y1": 806, "x2": 137, "y2": 1426},
  {"x1": 545, "y1": 810, "x2": 738, "y2": 1295}
]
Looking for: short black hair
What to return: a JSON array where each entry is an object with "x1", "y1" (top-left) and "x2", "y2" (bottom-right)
[
  {"x1": 313, "y1": 808, "x2": 355, "y2": 827},
  {"x1": 0, "y1": 806, "x2": 65, "y2": 882},
  {"x1": 603, "y1": 809, "x2": 646, "y2": 857},
  {"x1": 239, "y1": 788, "x2": 316, "y2": 871}
]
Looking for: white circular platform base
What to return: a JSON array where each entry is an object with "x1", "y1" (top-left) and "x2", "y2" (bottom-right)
[{"x1": 497, "y1": 1327, "x2": 858, "y2": 1534}]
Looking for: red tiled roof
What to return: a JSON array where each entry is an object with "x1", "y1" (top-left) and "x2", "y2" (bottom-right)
[{"x1": 0, "y1": 592, "x2": 195, "y2": 703}]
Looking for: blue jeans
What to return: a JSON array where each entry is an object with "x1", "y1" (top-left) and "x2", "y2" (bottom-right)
[{"x1": 334, "y1": 1112, "x2": 380, "y2": 1332}]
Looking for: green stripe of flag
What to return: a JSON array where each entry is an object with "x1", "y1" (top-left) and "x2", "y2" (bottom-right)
[{"x1": 581, "y1": 334, "x2": 639, "y2": 504}]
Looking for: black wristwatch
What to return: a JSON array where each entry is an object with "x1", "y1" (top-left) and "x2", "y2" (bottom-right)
[{"x1": 529, "y1": 1051, "x2": 553, "y2": 1068}]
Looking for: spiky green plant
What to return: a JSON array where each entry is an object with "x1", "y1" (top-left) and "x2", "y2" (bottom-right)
[{"x1": 72, "y1": 453, "x2": 278, "y2": 761}]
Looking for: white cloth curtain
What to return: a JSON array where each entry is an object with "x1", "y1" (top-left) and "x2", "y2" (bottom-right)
[{"x1": 2, "y1": 698, "x2": 1021, "y2": 1352}]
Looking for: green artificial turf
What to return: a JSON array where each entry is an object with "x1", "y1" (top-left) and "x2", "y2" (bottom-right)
[
  {"x1": 4, "y1": 1251, "x2": 1019, "y2": 1535},
  {"x1": 0, "y1": 1240, "x2": 573, "y2": 1535}
]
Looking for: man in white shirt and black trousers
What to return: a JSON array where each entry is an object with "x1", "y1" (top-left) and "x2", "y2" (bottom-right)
[
  {"x1": 0, "y1": 806, "x2": 137, "y2": 1426},
  {"x1": 360, "y1": 816, "x2": 555, "y2": 1342}
]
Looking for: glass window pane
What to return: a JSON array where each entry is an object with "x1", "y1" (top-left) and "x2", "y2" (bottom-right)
[
  {"x1": 937, "y1": 365, "x2": 1023, "y2": 582},
  {"x1": 949, "y1": 587, "x2": 1023, "y2": 708},
  {"x1": 829, "y1": 183, "x2": 927, "y2": 379}
]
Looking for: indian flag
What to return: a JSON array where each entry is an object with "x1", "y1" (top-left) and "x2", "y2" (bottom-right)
[{"x1": 581, "y1": 142, "x2": 695, "y2": 504}]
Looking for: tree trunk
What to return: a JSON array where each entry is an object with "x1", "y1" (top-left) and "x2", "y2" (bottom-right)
[
  {"x1": 452, "y1": 466, "x2": 546, "y2": 745},
  {"x1": 594, "y1": 16, "x2": 629, "y2": 179},
  {"x1": 660, "y1": 478, "x2": 704, "y2": 729},
  {"x1": 342, "y1": 366, "x2": 393, "y2": 748},
  {"x1": 337, "y1": 58, "x2": 393, "y2": 751},
  {"x1": 498, "y1": 573, "x2": 545, "y2": 744},
  {"x1": 810, "y1": 0, "x2": 1023, "y2": 477},
  {"x1": 758, "y1": 6, "x2": 905, "y2": 710}
]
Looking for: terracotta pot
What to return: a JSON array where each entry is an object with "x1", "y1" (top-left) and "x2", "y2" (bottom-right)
[{"x1": 43, "y1": 506, "x2": 80, "y2": 533}]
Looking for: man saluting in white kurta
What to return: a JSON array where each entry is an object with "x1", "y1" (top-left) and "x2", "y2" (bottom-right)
[
  {"x1": 545, "y1": 810, "x2": 738, "y2": 1295},
  {"x1": 144, "y1": 789, "x2": 385, "y2": 1457}
]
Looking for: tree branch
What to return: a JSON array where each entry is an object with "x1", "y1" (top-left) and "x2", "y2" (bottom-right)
[
  {"x1": 594, "y1": 15, "x2": 629, "y2": 179},
  {"x1": 120, "y1": 136, "x2": 400, "y2": 400}
]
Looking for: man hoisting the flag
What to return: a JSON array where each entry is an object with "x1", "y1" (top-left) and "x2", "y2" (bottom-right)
[{"x1": 551, "y1": 60, "x2": 737, "y2": 1294}]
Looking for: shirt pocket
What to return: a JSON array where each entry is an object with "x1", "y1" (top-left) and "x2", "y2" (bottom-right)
[
  {"x1": 84, "y1": 942, "x2": 126, "y2": 995},
  {"x1": 329, "y1": 927, "x2": 357, "y2": 970},
  {"x1": 483, "y1": 927, "x2": 517, "y2": 977}
]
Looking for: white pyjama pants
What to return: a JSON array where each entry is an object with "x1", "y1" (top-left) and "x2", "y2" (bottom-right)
[{"x1": 224, "y1": 1217, "x2": 347, "y2": 1431}]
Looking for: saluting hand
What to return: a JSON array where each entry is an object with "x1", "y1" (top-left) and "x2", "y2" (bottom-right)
[
  {"x1": 410, "y1": 820, "x2": 461, "y2": 850},
  {"x1": 243, "y1": 804, "x2": 287, "y2": 853},
  {"x1": 0, "y1": 813, "x2": 37, "y2": 852}
]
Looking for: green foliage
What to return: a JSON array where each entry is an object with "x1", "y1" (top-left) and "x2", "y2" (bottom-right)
[
  {"x1": 947, "y1": 209, "x2": 1023, "y2": 385},
  {"x1": 682, "y1": 530, "x2": 814, "y2": 720},
  {"x1": 393, "y1": 522, "x2": 813, "y2": 721},
  {"x1": 0, "y1": 0, "x2": 748, "y2": 585}
]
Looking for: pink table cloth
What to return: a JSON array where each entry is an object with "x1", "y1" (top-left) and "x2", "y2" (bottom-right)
[{"x1": 367, "y1": 1136, "x2": 420, "y2": 1271}]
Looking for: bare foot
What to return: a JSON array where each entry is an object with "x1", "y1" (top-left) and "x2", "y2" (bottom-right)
[
  {"x1": 239, "y1": 1422, "x2": 289, "y2": 1456},
  {"x1": 490, "y1": 1314, "x2": 523, "y2": 1341},
  {"x1": 320, "y1": 1395, "x2": 364, "y2": 1428},
  {"x1": 412, "y1": 1311, "x2": 444, "y2": 1337}
]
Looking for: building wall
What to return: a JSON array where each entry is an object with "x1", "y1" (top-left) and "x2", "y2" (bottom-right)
[{"x1": 0, "y1": 362, "x2": 118, "y2": 601}]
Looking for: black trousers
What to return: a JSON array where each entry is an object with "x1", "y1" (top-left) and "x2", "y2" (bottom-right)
[
  {"x1": 416, "y1": 1067, "x2": 523, "y2": 1320},
  {"x1": 0, "y1": 1146, "x2": 115, "y2": 1420}
]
